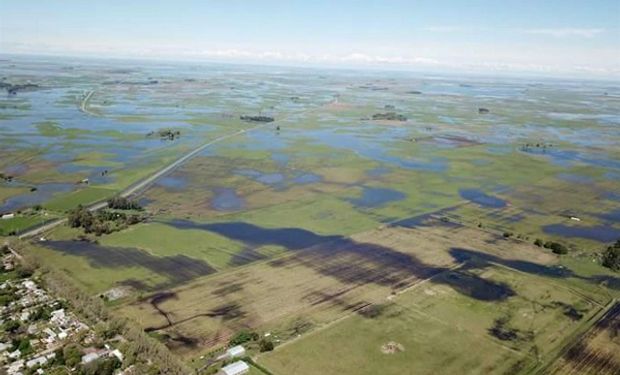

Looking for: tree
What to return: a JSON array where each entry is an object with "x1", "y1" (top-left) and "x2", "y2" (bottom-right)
[
  {"x1": 68, "y1": 205, "x2": 94, "y2": 229},
  {"x1": 228, "y1": 330, "x2": 258, "y2": 346},
  {"x1": 534, "y1": 239, "x2": 544, "y2": 247},
  {"x1": 107, "y1": 197, "x2": 142, "y2": 210},
  {"x1": 17, "y1": 338, "x2": 32, "y2": 355},
  {"x1": 602, "y1": 240, "x2": 620, "y2": 271},
  {"x1": 544, "y1": 241, "x2": 568, "y2": 255},
  {"x1": 258, "y1": 339, "x2": 274, "y2": 352},
  {"x1": 79, "y1": 357, "x2": 121, "y2": 375},
  {"x1": 3, "y1": 319, "x2": 20, "y2": 333},
  {"x1": 63, "y1": 344, "x2": 83, "y2": 368}
]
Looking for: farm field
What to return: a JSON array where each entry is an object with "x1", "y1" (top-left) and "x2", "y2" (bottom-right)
[
  {"x1": 258, "y1": 262, "x2": 615, "y2": 375},
  {"x1": 545, "y1": 301, "x2": 620, "y2": 375},
  {"x1": 2, "y1": 55, "x2": 619, "y2": 374}
]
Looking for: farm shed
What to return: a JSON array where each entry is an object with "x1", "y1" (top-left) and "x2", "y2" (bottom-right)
[
  {"x1": 220, "y1": 360, "x2": 250, "y2": 375},
  {"x1": 226, "y1": 345, "x2": 246, "y2": 358}
]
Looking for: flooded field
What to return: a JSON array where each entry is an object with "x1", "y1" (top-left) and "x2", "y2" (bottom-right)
[{"x1": 4, "y1": 56, "x2": 620, "y2": 371}]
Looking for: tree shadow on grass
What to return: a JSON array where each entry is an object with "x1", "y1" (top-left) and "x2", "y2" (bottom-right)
[{"x1": 43, "y1": 240, "x2": 216, "y2": 290}]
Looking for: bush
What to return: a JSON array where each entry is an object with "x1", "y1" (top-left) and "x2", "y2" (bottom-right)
[
  {"x1": 503, "y1": 232, "x2": 513, "y2": 238},
  {"x1": 602, "y1": 240, "x2": 620, "y2": 271},
  {"x1": 534, "y1": 239, "x2": 544, "y2": 247},
  {"x1": 228, "y1": 330, "x2": 258, "y2": 346},
  {"x1": 544, "y1": 241, "x2": 568, "y2": 255}
]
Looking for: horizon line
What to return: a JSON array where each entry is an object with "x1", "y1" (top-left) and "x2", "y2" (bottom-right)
[{"x1": 2, "y1": 50, "x2": 620, "y2": 83}]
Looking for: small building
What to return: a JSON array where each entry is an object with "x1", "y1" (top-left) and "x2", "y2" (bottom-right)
[
  {"x1": 81, "y1": 352, "x2": 101, "y2": 364},
  {"x1": 22, "y1": 280, "x2": 37, "y2": 291},
  {"x1": 110, "y1": 349, "x2": 123, "y2": 362},
  {"x1": 220, "y1": 361, "x2": 249, "y2": 375},
  {"x1": 0, "y1": 342, "x2": 10, "y2": 353},
  {"x1": 1, "y1": 213, "x2": 15, "y2": 220},
  {"x1": 226, "y1": 345, "x2": 246, "y2": 358},
  {"x1": 7, "y1": 359, "x2": 24, "y2": 375},
  {"x1": 8, "y1": 349, "x2": 21, "y2": 359},
  {"x1": 26, "y1": 355, "x2": 48, "y2": 368}
]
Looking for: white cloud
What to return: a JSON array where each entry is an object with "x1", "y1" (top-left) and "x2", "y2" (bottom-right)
[{"x1": 521, "y1": 28, "x2": 604, "y2": 38}]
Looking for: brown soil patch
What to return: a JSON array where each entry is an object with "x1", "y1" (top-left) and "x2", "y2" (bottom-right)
[{"x1": 381, "y1": 341, "x2": 404, "y2": 354}]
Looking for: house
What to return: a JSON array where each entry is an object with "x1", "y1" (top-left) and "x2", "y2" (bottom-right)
[
  {"x1": 26, "y1": 356, "x2": 48, "y2": 368},
  {"x1": 7, "y1": 359, "x2": 24, "y2": 375},
  {"x1": 1, "y1": 213, "x2": 15, "y2": 220},
  {"x1": 110, "y1": 349, "x2": 123, "y2": 362},
  {"x1": 22, "y1": 280, "x2": 37, "y2": 291},
  {"x1": 8, "y1": 349, "x2": 21, "y2": 359},
  {"x1": 50, "y1": 309, "x2": 68, "y2": 326},
  {"x1": 226, "y1": 345, "x2": 246, "y2": 358},
  {"x1": 220, "y1": 361, "x2": 250, "y2": 375},
  {"x1": 81, "y1": 352, "x2": 101, "y2": 364},
  {"x1": 0, "y1": 342, "x2": 10, "y2": 353}
]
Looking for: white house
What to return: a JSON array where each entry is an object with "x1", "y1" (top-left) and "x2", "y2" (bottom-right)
[
  {"x1": 26, "y1": 356, "x2": 48, "y2": 368},
  {"x1": 81, "y1": 352, "x2": 101, "y2": 364},
  {"x1": 110, "y1": 349, "x2": 123, "y2": 362},
  {"x1": 220, "y1": 361, "x2": 250, "y2": 375},
  {"x1": 1, "y1": 213, "x2": 15, "y2": 220}
]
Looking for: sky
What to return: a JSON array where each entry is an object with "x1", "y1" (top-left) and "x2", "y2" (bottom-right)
[{"x1": 1, "y1": 0, "x2": 619, "y2": 78}]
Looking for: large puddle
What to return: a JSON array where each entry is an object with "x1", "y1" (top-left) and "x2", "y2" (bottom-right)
[
  {"x1": 459, "y1": 189, "x2": 507, "y2": 208},
  {"x1": 211, "y1": 188, "x2": 245, "y2": 211},
  {"x1": 0, "y1": 182, "x2": 75, "y2": 213},
  {"x1": 543, "y1": 224, "x2": 620, "y2": 242},
  {"x1": 348, "y1": 187, "x2": 406, "y2": 208}
]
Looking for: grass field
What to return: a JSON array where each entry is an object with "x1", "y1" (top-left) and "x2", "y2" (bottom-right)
[
  {"x1": 258, "y1": 261, "x2": 614, "y2": 375},
  {"x1": 109, "y1": 221, "x2": 619, "y2": 361}
]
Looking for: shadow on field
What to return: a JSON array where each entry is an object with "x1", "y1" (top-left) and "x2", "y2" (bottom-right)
[
  {"x1": 144, "y1": 302, "x2": 246, "y2": 333},
  {"x1": 449, "y1": 248, "x2": 620, "y2": 290},
  {"x1": 43, "y1": 240, "x2": 216, "y2": 290},
  {"x1": 168, "y1": 220, "x2": 620, "y2": 298},
  {"x1": 168, "y1": 220, "x2": 518, "y2": 302},
  {"x1": 166, "y1": 219, "x2": 341, "y2": 250}
]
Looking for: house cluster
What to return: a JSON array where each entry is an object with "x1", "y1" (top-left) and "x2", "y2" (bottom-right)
[{"x1": 0, "y1": 251, "x2": 125, "y2": 374}]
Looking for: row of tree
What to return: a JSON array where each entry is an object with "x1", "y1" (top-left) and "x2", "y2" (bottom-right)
[{"x1": 67, "y1": 205, "x2": 145, "y2": 236}]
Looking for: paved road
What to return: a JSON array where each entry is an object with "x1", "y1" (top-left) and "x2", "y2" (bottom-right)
[
  {"x1": 18, "y1": 122, "x2": 274, "y2": 240},
  {"x1": 79, "y1": 90, "x2": 96, "y2": 116}
]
